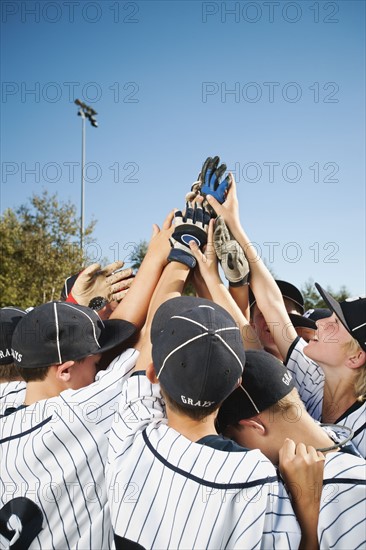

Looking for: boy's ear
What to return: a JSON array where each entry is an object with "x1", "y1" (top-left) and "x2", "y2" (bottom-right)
[
  {"x1": 238, "y1": 418, "x2": 266, "y2": 436},
  {"x1": 56, "y1": 360, "x2": 75, "y2": 382},
  {"x1": 345, "y1": 349, "x2": 366, "y2": 370},
  {"x1": 146, "y1": 362, "x2": 159, "y2": 383}
]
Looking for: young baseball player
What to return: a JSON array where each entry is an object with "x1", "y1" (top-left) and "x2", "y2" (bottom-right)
[
  {"x1": 106, "y1": 236, "x2": 324, "y2": 549},
  {"x1": 0, "y1": 212, "x2": 176, "y2": 549},
  {"x1": 217, "y1": 348, "x2": 366, "y2": 549},
  {"x1": 0, "y1": 302, "x2": 137, "y2": 549},
  {"x1": 0, "y1": 307, "x2": 26, "y2": 384},
  {"x1": 205, "y1": 175, "x2": 366, "y2": 459},
  {"x1": 0, "y1": 307, "x2": 27, "y2": 416},
  {"x1": 249, "y1": 280, "x2": 317, "y2": 358}
]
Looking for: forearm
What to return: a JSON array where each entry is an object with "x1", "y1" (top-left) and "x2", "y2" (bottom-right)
[
  {"x1": 110, "y1": 249, "x2": 166, "y2": 328},
  {"x1": 226, "y1": 223, "x2": 282, "y2": 306},
  {"x1": 133, "y1": 261, "x2": 191, "y2": 371},
  {"x1": 279, "y1": 440, "x2": 323, "y2": 550},
  {"x1": 191, "y1": 269, "x2": 212, "y2": 300},
  {"x1": 229, "y1": 284, "x2": 250, "y2": 321},
  {"x1": 298, "y1": 515, "x2": 319, "y2": 550},
  {"x1": 225, "y1": 222, "x2": 297, "y2": 357},
  {"x1": 146, "y1": 261, "x2": 190, "y2": 324},
  {"x1": 203, "y1": 272, "x2": 260, "y2": 350}
]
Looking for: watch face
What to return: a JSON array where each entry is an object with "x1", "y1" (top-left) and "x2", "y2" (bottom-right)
[{"x1": 88, "y1": 296, "x2": 108, "y2": 311}]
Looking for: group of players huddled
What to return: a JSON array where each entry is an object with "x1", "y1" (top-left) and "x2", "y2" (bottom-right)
[{"x1": 1, "y1": 157, "x2": 365, "y2": 549}]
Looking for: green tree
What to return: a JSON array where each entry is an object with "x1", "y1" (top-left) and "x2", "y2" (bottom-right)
[
  {"x1": 0, "y1": 190, "x2": 96, "y2": 308},
  {"x1": 301, "y1": 278, "x2": 350, "y2": 311},
  {"x1": 129, "y1": 240, "x2": 149, "y2": 270}
]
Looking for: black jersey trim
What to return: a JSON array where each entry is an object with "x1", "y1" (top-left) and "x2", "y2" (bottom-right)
[
  {"x1": 323, "y1": 478, "x2": 366, "y2": 486},
  {"x1": 334, "y1": 401, "x2": 364, "y2": 423},
  {"x1": 142, "y1": 429, "x2": 277, "y2": 489},
  {"x1": 114, "y1": 534, "x2": 146, "y2": 549},
  {"x1": 352, "y1": 421, "x2": 366, "y2": 438},
  {"x1": 0, "y1": 416, "x2": 52, "y2": 444},
  {"x1": 284, "y1": 336, "x2": 300, "y2": 365},
  {"x1": 0, "y1": 388, "x2": 24, "y2": 400}
]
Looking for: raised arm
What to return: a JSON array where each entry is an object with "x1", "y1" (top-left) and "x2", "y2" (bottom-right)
[
  {"x1": 189, "y1": 219, "x2": 260, "y2": 351},
  {"x1": 279, "y1": 439, "x2": 325, "y2": 550},
  {"x1": 206, "y1": 177, "x2": 298, "y2": 360}
]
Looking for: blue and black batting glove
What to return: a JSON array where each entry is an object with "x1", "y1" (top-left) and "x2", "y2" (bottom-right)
[
  {"x1": 200, "y1": 156, "x2": 231, "y2": 204},
  {"x1": 168, "y1": 202, "x2": 210, "y2": 268}
]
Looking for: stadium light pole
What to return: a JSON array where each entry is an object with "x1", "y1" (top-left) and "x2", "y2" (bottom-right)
[{"x1": 74, "y1": 99, "x2": 98, "y2": 251}]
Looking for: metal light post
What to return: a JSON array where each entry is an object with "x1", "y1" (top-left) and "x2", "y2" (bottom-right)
[{"x1": 74, "y1": 99, "x2": 98, "y2": 251}]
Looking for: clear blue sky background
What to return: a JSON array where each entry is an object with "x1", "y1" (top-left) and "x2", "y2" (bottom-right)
[{"x1": 1, "y1": 0, "x2": 365, "y2": 296}]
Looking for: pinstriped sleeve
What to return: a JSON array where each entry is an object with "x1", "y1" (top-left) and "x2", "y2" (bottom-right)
[
  {"x1": 107, "y1": 373, "x2": 165, "y2": 463},
  {"x1": 60, "y1": 348, "x2": 140, "y2": 436},
  {"x1": 261, "y1": 477, "x2": 302, "y2": 549},
  {"x1": 318, "y1": 453, "x2": 366, "y2": 549},
  {"x1": 285, "y1": 338, "x2": 324, "y2": 418}
]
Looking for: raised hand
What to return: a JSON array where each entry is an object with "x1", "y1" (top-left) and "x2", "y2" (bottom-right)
[
  {"x1": 200, "y1": 156, "x2": 231, "y2": 204},
  {"x1": 168, "y1": 200, "x2": 210, "y2": 268},
  {"x1": 66, "y1": 261, "x2": 134, "y2": 306},
  {"x1": 214, "y1": 217, "x2": 249, "y2": 286},
  {"x1": 185, "y1": 156, "x2": 231, "y2": 211}
]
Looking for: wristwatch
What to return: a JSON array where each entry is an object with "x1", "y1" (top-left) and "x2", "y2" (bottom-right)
[{"x1": 88, "y1": 296, "x2": 108, "y2": 311}]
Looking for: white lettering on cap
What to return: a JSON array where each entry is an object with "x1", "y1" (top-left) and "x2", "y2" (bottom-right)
[
  {"x1": 181, "y1": 395, "x2": 215, "y2": 407},
  {"x1": 11, "y1": 349, "x2": 22, "y2": 362},
  {"x1": 282, "y1": 372, "x2": 292, "y2": 386},
  {"x1": 0, "y1": 349, "x2": 11, "y2": 359}
]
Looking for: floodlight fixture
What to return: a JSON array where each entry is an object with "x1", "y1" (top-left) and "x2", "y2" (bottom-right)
[{"x1": 74, "y1": 99, "x2": 98, "y2": 251}]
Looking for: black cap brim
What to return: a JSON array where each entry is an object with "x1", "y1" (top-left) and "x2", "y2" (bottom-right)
[
  {"x1": 249, "y1": 280, "x2": 304, "y2": 314},
  {"x1": 288, "y1": 313, "x2": 317, "y2": 330},
  {"x1": 315, "y1": 283, "x2": 350, "y2": 333},
  {"x1": 304, "y1": 308, "x2": 332, "y2": 322},
  {"x1": 98, "y1": 319, "x2": 136, "y2": 354}
]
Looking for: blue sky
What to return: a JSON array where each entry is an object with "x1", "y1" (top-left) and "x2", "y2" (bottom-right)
[{"x1": 1, "y1": 0, "x2": 365, "y2": 296}]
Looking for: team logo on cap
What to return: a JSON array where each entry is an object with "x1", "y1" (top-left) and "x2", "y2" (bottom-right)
[
  {"x1": 282, "y1": 372, "x2": 292, "y2": 386},
  {"x1": 11, "y1": 349, "x2": 23, "y2": 362},
  {"x1": 181, "y1": 395, "x2": 215, "y2": 407},
  {"x1": 0, "y1": 349, "x2": 12, "y2": 361}
]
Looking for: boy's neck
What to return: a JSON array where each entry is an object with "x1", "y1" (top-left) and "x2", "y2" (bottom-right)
[
  {"x1": 166, "y1": 408, "x2": 218, "y2": 442},
  {"x1": 322, "y1": 376, "x2": 357, "y2": 423},
  {"x1": 278, "y1": 413, "x2": 335, "y2": 451},
  {"x1": 24, "y1": 378, "x2": 61, "y2": 406}
]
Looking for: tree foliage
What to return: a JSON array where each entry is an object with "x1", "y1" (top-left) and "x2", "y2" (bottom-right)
[
  {"x1": 129, "y1": 240, "x2": 149, "y2": 271},
  {"x1": 301, "y1": 278, "x2": 350, "y2": 311},
  {"x1": 0, "y1": 191, "x2": 96, "y2": 308}
]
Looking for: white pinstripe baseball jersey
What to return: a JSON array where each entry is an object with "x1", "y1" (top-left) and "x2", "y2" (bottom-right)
[
  {"x1": 0, "y1": 381, "x2": 26, "y2": 415},
  {"x1": 0, "y1": 348, "x2": 138, "y2": 549},
  {"x1": 319, "y1": 450, "x2": 366, "y2": 549},
  {"x1": 285, "y1": 337, "x2": 366, "y2": 459},
  {"x1": 106, "y1": 372, "x2": 301, "y2": 550},
  {"x1": 0, "y1": 381, "x2": 26, "y2": 399}
]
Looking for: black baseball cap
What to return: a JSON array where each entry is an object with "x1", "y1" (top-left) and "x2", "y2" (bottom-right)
[
  {"x1": 60, "y1": 273, "x2": 80, "y2": 300},
  {"x1": 315, "y1": 283, "x2": 366, "y2": 351},
  {"x1": 303, "y1": 308, "x2": 332, "y2": 322},
  {"x1": 249, "y1": 280, "x2": 305, "y2": 314},
  {"x1": 0, "y1": 307, "x2": 27, "y2": 365},
  {"x1": 288, "y1": 313, "x2": 317, "y2": 330},
  {"x1": 151, "y1": 296, "x2": 245, "y2": 409},
  {"x1": 216, "y1": 349, "x2": 295, "y2": 431},
  {"x1": 11, "y1": 301, "x2": 136, "y2": 368}
]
